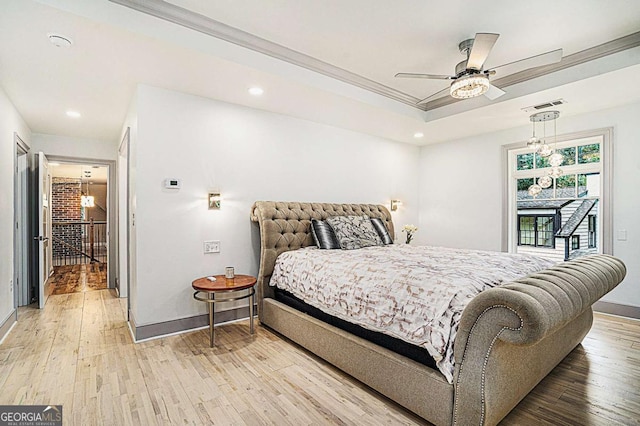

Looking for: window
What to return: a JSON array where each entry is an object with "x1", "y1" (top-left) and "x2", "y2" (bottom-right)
[
  {"x1": 588, "y1": 215, "x2": 597, "y2": 248},
  {"x1": 572, "y1": 235, "x2": 580, "y2": 250},
  {"x1": 507, "y1": 130, "x2": 611, "y2": 261},
  {"x1": 518, "y1": 215, "x2": 555, "y2": 248}
]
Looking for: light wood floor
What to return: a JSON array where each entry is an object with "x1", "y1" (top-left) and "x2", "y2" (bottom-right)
[{"x1": 0, "y1": 291, "x2": 638, "y2": 425}]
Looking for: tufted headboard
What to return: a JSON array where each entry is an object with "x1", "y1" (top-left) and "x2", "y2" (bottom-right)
[{"x1": 250, "y1": 201, "x2": 393, "y2": 318}]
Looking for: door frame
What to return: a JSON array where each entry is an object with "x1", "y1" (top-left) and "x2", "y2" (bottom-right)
[
  {"x1": 13, "y1": 133, "x2": 30, "y2": 309},
  {"x1": 46, "y1": 155, "x2": 118, "y2": 289},
  {"x1": 117, "y1": 128, "x2": 130, "y2": 300}
]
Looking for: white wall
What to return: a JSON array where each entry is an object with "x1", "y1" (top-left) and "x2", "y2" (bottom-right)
[
  {"x1": 31, "y1": 133, "x2": 117, "y2": 160},
  {"x1": 419, "y1": 101, "x2": 640, "y2": 307},
  {"x1": 0, "y1": 87, "x2": 31, "y2": 326},
  {"x1": 132, "y1": 85, "x2": 419, "y2": 326}
]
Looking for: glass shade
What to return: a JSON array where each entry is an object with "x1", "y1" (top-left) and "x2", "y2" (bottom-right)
[
  {"x1": 81, "y1": 195, "x2": 94, "y2": 207},
  {"x1": 450, "y1": 75, "x2": 490, "y2": 99},
  {"x1": 527, "y1": 184, "x2": 542, "y2": 197},
  {"x1": 527, "y1": 137, "x2": 542, "y2": 152},
  {"x1": 548, "y1": 167, "x2": 564, "y2": 179},
  {"x1": 538, "y1": 144, "x2": 553, "y2": 157},
  {"x1": 549, "y1": 152, "x2": 564, "y2": 167},
  {"x1": 538, "y1": 175, "x2": 553, "y2": 189}
]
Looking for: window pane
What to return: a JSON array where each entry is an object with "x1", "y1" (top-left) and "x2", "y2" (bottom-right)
[
  {"x1": 535, "y1": 153, "x2": 550, "y2": 169},
  {"x1": 572, "y1": 235, "x2": 580, "y2": 250},
  {"x1": 519, "y1": 216, "x2": 534, "y2": 246},
  {"x1": 577, "y1": 172, "x2": 600, "y2": 197},
  {"x1": 556, "y1": 174, "x2": 576, "y2": 198},
  {"x1": 517, "y1": 153, "x2": 534, "y2": 170},
  {"x1": 588, "y1": 215, "x2": 597, "y2": 248},
  {"x1": 518, "y1": 178, "x2": 533, "y2": 192},
  {"x1": 578, "y1": 143, "x2": 600, "y2": 164},
  {"x1": 536, "y1": 216, "x2": 554, "y2": 248},
  {"x1": 557, "y1": 147, "x2": 576, "y2": 166}
]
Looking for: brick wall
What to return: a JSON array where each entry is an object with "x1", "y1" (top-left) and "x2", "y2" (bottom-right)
[{"x1": 51, "y1": 177, "x2": 82, "y2": 260}]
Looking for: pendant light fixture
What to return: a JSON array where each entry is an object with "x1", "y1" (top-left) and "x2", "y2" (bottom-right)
[
  {"x1": 80, "y1": 167, "x2": 95, "y2": 208},
  {"x1": 527, "y1": 110, "x2": 562, "y2": 196}
]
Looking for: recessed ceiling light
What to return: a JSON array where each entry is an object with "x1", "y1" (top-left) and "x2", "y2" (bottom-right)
[
  {"x1": 66, "y1": 110, "x2": 81, "y2": 118},
  {"x1": 248, "y1": 87, "x2": 264, "y2": 96},
  {"x1": 48, "y1": 33, "x2": 73, "y2": 48},
  {"x1": 414, "y1": 132, "x2": 424, "y2": 138}
]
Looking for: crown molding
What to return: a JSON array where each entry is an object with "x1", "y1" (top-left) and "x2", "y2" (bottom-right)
[
  {"x1": 108, "y1": 0, "x2": 422, "y2": 108},
  {"x1": 108, "y1": 1, "x2": 640, "y2": 113}
]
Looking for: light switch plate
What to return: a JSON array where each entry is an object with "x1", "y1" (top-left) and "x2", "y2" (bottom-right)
[
  {"x1": 204, "y1": 240, "x2": 220, "y2": 253},
  {"x1": 617, "y1": 230, "x2": 627, "y2": 241}
]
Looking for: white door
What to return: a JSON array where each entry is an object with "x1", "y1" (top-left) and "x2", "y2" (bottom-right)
[{"x1": 35, "y1": 152, "x2": 53, "y2": 308}]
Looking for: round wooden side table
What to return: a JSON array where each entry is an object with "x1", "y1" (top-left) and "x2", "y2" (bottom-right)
[{"x1": 192, "y1": 274, "x2": 256, "y2": 347}]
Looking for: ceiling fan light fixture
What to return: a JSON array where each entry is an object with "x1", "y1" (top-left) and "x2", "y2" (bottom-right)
[{"x1": 450, "y1": 74, "x2": 490, "y2": 99}]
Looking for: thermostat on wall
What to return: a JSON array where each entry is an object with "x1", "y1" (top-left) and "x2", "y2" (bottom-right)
[{"x1": 164, "y1": 178, "x2": 182, "y2": 189}]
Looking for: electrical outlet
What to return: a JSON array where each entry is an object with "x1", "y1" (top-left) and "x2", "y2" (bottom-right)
[{"x1": 204, "y1": 240, "x2": 220, "y2": 253}]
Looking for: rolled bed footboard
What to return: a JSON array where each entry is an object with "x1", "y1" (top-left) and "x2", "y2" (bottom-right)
[{"x1": 452, "y1": 254, "x2": 626, "y2": 426}]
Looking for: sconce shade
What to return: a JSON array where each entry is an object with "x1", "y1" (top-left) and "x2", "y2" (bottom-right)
[
  {"x1": 390, "y1": 200, "x2": 402, "y2": 212},
  {"x1": 208, "y1": 192, "x2": 221, "y2": 209}
]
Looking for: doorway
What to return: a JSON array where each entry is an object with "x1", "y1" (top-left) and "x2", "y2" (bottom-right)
[{"x1": 46, "y1": 162, "x2": 110, "y2": 295}]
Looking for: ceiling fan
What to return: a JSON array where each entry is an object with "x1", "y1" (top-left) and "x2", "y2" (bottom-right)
[{"x1": 395, "y1": 33, "x2": 563, "y2": 105}]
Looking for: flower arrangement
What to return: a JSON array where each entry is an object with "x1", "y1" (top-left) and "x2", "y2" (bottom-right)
[{"x1": 402, "y1": 224, "x2": 418, "y2": 244}]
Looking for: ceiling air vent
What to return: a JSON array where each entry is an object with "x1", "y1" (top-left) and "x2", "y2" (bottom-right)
[{"x1": 521, "y1": 99, "x2": 567, "y2": 113}]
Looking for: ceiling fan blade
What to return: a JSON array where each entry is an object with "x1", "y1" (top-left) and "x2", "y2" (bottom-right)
[
  {"x1": 416, "y1": 86, "x2": 451, "y2": 105},
  {"x1": 490, "y1": 48, "x2": 563, "y2": 77},
  {"x1": 484, "y1": 84, "x2": 506, "y2": 100},
  {"x1": 466, "y1": 33, "x2": 500, "y2": 70},
  {"x1": 395, "y1": 72, "x2": 453, "y2": 80}
]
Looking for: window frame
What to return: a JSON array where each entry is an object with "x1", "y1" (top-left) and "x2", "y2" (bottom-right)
[
  {"x1": 571, "y1": 235, "x2": 580, "y2": 250},
  {"x1": 502, "y1": 127, "x2": 612, "y2": 256},
  {"x1": 588, "y1": 214, "x2": 597, "y2": 248},
  {"x1": 517, "y1": 213, "x2": 557, "y2": 248}
]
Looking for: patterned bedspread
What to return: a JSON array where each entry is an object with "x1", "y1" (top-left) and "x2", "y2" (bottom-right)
[{"x1": 269, "y1": 245, "x2": 555, "y2": 383}]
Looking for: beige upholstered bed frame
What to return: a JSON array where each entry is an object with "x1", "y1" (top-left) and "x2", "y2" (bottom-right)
[{"x1": 250, "y1": 201, "x2": 626, "y2": 426}]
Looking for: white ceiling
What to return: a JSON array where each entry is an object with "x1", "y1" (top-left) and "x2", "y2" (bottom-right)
[
  {"x1": 1, "y1": 0, "x2": 639, "y2": 146},
  {"x1": 167, "y1": 0, "x2": 640, "y2": 100},
  {"x1": 50, "y1": 163, "x2": 108, "y2": 183}
]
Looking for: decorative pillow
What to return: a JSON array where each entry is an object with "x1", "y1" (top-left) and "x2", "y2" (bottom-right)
[
  {"x1": 326, "y1": 215, "x2": 383, "y2": 250},
  {"x1": 370, "y1": 218, "x2": 393, "y2": 245},
  {"x1": 310, "y1": 219, "x2": 341, "y2": 249}
]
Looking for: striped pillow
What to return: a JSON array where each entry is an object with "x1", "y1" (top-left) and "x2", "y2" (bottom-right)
[
  {"x1": 370, "y1": 218, "x2": 393, "y2": 245},
  {"x1": 310, "y1": 219, "x2": 341, "y2": 249}
]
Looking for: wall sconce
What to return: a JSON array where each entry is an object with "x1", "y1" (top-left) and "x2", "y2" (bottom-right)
[
  {"x1": 390, "y1": 199, "x2": 402, "y2": 212},
  {"x1": 208, "y1": 192, "x2": 221, "y2": 209}
]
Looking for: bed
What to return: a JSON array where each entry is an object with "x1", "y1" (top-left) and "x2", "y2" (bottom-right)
[{"x1": 250, "y1": 201, "x2": 626, "y2": 426}]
